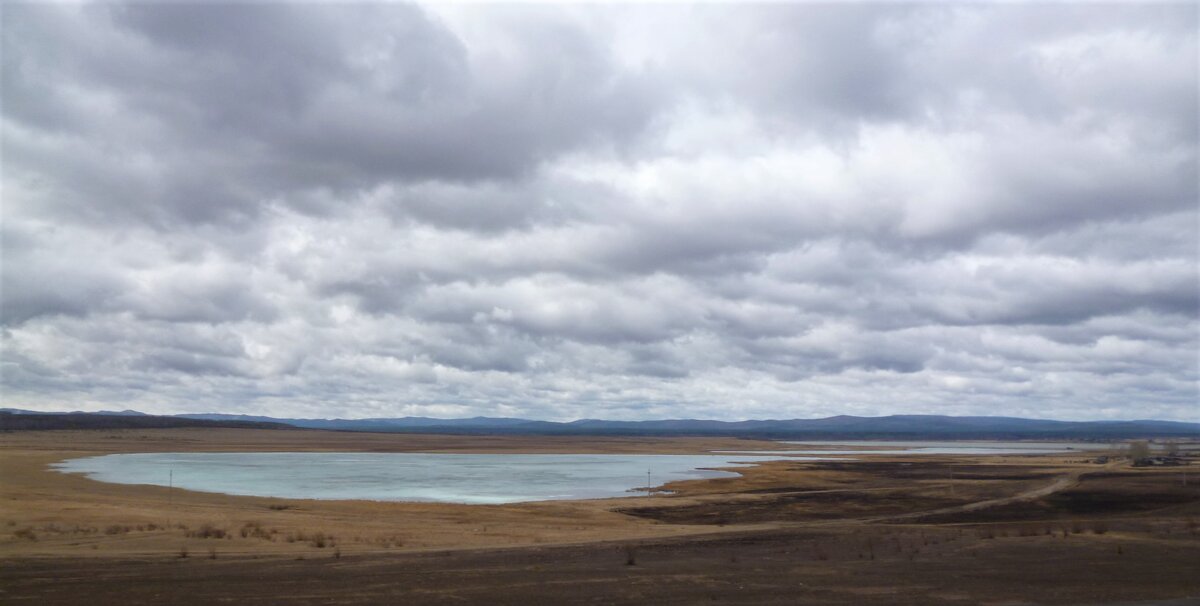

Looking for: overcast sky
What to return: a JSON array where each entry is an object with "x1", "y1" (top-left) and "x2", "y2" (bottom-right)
[{"x1": 2, "y1": 2, "x2": 1197, "y2": 421}]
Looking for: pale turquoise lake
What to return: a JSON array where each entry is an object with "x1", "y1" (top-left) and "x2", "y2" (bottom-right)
[
  {"x1": 717, "y1": 440, "x2": 1111, "y2": 456},
  {"x1": 54, "y1": 441, "x2": 1107, "y2": 504},
  {"x1": 53, "y1": 452, "x2": 797, "y2": 504}
]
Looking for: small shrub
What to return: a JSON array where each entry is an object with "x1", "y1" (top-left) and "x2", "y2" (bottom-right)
[
  {"x1": 187, "y1": 524, "x2": 227, "y2": 539},
  {"x1": 13, "y1": 527, "x2": 37, "y2": 541},
  {"x1": 1092, "y1": 522, "x2": 1109, "y2": 535}
]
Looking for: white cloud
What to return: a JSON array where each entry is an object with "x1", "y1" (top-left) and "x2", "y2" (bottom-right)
[{"x1": 1, "y1": 2, "x2": 1195, "y2": 421}]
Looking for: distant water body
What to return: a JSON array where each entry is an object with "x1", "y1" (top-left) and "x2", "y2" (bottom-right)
[
  {"x1": 714, "y1": 440, "x2": 1113, "y2": 456},
  {"x1": 54, "y1": 442, "x2": 1107, "y2": 504},
  {"x1": 54, "y1": 452, "x2": 797, "y2": 504}
]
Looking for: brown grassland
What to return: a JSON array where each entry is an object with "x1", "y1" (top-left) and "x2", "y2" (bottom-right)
[{"x1": 2, "y1": 428, "x2": 1198, "y2": 604}]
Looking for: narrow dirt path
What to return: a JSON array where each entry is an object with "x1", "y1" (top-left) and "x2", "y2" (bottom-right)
[{"x1": 867, "y1": 461, "x2": 1119, "y2": 524}]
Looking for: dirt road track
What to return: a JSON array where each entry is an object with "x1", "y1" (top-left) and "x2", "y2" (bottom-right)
[{"x1": 869, "y1": 464, "x2": 1106, "y2": 523}]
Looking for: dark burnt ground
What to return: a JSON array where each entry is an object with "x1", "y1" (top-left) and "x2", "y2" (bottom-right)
[
  {"x1": 798, "y1": 460, "x2": 1062, "y2": 481},
  {"x1": 622, "y1": 460, "x2": 1065, "y2": 524},
  {"x1": 619, "y1": 490, "x2": 963, "y2": 524},
  {"x1": 3, "y1": 523, "x2": 1198, "y2": 605},
  {"x1": 913, "y1": 470, "x2": 1200, "y2": 524}
]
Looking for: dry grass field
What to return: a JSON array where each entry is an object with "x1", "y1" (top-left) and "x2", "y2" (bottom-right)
[{"x1": 2, "y1": 428, "x2": 1198, "y2": 604}]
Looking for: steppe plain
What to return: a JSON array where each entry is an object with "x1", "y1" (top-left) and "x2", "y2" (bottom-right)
[{"x1": 2, "y1": 428, "x2": 1198, "y2": 605}]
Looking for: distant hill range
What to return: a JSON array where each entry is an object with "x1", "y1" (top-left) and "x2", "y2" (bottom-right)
[
  {"x1": 0, "y1": 410, "x2": 291, "y2": 432},
  {"x1": 3, "y1": 408, "x2": 1197, "y2": 439}
]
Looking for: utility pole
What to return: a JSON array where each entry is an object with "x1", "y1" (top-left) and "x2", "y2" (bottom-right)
[
  {"x1": 647, "y1": 468, "x2": 652, "y2": 495},
  {"x1": 168, "y1": 468, "x2": 173, "y2": 529}
]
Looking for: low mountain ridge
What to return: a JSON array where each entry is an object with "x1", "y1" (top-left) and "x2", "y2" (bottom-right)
[{"x1": 5, "y1": 408, "x2": 1196, "y2": 439}]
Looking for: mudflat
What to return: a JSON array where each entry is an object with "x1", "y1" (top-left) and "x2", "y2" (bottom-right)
[{"x1": 2, "y1": 428, "x2": 1198, "y2": 604}]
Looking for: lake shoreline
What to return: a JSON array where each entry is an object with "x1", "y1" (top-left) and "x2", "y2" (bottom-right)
[{"x1": 3, "y1": 428, "x2": 1196, "y2": 605}]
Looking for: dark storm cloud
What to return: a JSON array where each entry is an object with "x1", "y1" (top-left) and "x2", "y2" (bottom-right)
[
  {"x1": 3, "y1": 2, "x2": 663, "y2": 227},
  {"x1": 1, "y1": 2, "x2": 1196, "y2": 421}
]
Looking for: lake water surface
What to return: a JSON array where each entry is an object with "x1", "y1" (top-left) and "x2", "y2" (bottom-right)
[
  {"x1": 715, "y1": 440, "x2": 1113, "y2": 456},
  {"x1": 54, "y1": 452, "x2": 795, "y2": 504},
  {"x1": 55, "y1": 441, "x2": 1107, "y2": 504}
]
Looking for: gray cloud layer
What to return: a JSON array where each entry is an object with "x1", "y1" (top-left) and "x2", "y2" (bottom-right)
[{"x1": 2, "y1": 2, "x2": 1197, "y2": 421}]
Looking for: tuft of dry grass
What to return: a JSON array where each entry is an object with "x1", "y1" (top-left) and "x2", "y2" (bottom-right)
[
  {"x1": 185, "y1": 524, "x2": 227, "y2": 539},
  {"x1": 239, "y1": 521, "x2": 276, "y2": 540}
]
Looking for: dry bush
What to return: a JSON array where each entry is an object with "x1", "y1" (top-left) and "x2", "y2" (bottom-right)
[
  {"x1": 240, "y1": 521, "x2": 274, "y2": 540},
  {"x1": 286, "y1": 530, "x2": 335, "y2": 548},
  {"x1": 186, "y1": 523, "x2": 227, "y2": 539},
  {"x1": 375, "y1": 535, "x2": 404, "y2": 548},
  {"x1": 105, "y1": 524, "x2": 132, "y2": 535},
  {"x1": 13, "y1": 527, "x2": 37, "y2": 541}
]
